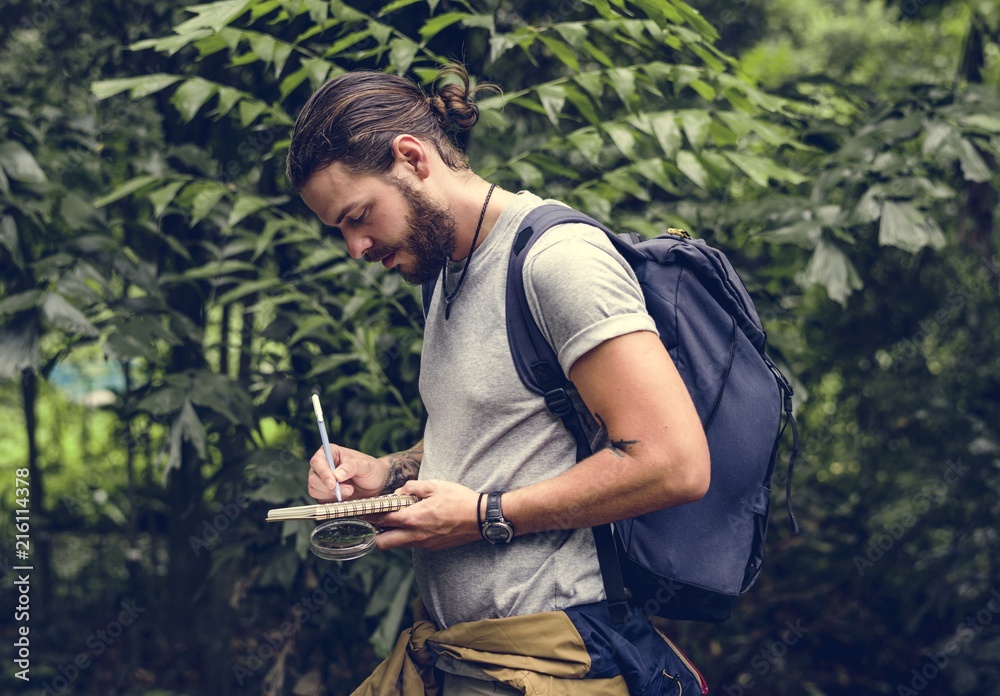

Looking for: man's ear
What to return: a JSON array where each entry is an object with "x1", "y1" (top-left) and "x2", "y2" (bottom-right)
[{"x1": 391, "y1": 134, "x2": 431, "y2": 181}]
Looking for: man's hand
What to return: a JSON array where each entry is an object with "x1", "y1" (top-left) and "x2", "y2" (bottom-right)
[
  {"x1": 308, "y1": 445, "x2": 387, "y2": 501},
  {"x1": 370, "y1": 479, "x2": 481, "y2": 552}
]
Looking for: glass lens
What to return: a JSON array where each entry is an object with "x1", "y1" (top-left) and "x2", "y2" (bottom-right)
[{"x1": 310, "y1": 519, "x2": 378, "y2": 561}]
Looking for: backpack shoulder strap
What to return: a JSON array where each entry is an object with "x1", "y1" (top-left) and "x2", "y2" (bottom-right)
[
  {"x1": 506, "y1": 203, "x2": 631, "y2": 624},
  {"x1": 421, "y1": 275, "x2": 437, "y2": 320},
  {"x1": 505, "y1": 204, "x2": 616, "y2": 398}
]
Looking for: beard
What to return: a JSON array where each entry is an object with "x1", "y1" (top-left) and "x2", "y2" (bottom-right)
[{"x1": 363, "y1": 176, "x2": 458, "y2": 285}]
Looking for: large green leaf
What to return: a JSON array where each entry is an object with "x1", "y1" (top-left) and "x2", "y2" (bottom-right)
[
  {"x1": 129, "y1": 31, "x2": 213, "y2": 56},
  {"x1": 724, "y1": 151, "x2": 807, "y2": 187},
  {"x1": 0, "y1": 216, "x2": 24, "y2": 270},
  {"x1": 389, "y1": 38, "x2": 419, "y2": 74},
  {"x1": 0, "y1": 314, "x2": 40, "y2": 378},
  {"x1": 538, "y1": 34, "x2": 580, "y2": 73},
  {"x1": 173, "y1": 0, "x2": 253, "y2": 34},
  {"x1": 801, "y1": 237, "x2": 863, "y2": 305},
  {"x1": 182, "y1": 259, "x2": 258, "y2": 281},
  {"x1": 604, "y1": 123, "x2": 637, "y2": 159},
  {"x1": 166, "y1": 400, "x2": 208, "y2": 474},
  {"x1": 93, "y1": 175, "x2": 160, "y2": 207},
  {"x1": 418, "y1": 12, "x2": 468, "y2": 42},
  {"x1": 0, "y1": 289, "x2": 44, "y2": 315},
  {"x1": 187, "y1": 181, "x2": 229, "y2": 224},
  {"x1": 536, "y1": 83, "x2": 567, "y2": 126},
  {"x1": 567, "y1": 130, "x2": 605, "y2": 166},
  {"x1": 171, "y1": 78, "x2": 218, "y2": 122},
  {"x1": 41, "y1": 293, "x2": 98, "y2": 336},
  {"x1": 676, "y1": 150, "x2": 710, "y2": 188},
  {"x1": 0, "y1": 142, "x2": 47, "y2": 183},
  {"x1": 148, "y1": 180, "x2": 189, "y2": 218},
  {"x1": 650, "y1": 112, "x2": 681, "y2": 158},
  {"x1": 227, "y1": 194, "x2": 270, "y2": 227},
  {"x1": 678, "y1": 110, "x2": 712, "y2": 151},
  {"x1": 957, "y1": 139, "x2": 992, "y2": 183},
  {"x1": 91, "y1": 74, "x2": 183, "y2": 100},
  {"x1": 878, "y1": 201, "x2": 946, "y2": 253}
]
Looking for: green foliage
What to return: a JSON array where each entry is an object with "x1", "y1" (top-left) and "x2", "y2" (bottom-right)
[{"x1": 2, "y1": 0, "x2": 999, "y2": 693}]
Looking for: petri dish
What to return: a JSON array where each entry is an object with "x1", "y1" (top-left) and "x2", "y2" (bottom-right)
[{"x1": 310, "y1": 518, "x2": 378, "y2": 561}]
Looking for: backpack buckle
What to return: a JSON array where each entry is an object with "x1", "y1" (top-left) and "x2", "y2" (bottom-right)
[{"x1": 543, "y1": 388, "x2": 574, "y2": 417}]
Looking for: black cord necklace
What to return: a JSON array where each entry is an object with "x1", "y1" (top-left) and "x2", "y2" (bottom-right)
[{"x1": 442, "y1": 182, "x2": 497, "y2": 320}]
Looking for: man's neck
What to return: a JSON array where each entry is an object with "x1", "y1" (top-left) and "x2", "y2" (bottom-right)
[{"x1": 448, "y1": 178, "x2": 519, "y2": 261}]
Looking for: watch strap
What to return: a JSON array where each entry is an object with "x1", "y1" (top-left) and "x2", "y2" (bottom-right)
[
  {"x1": 481, "y1": 491, "x2": 515, "y2": 543},
  {"x1": 486, "y1": 492, "x2": 504, "y2": 522}
]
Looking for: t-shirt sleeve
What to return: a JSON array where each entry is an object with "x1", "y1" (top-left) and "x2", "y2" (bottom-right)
[{"x1": 522, "y1": 223, "x2": 658, "y2": 376}]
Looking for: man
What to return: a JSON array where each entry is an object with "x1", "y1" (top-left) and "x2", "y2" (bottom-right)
[{"x1": 288, "y1": 65, "x2": 711, "y2": 695}]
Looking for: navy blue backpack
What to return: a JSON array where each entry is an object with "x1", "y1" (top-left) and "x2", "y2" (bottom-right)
[{"x1": 424, "y1": 204, "x2": 800, "y2": 624}]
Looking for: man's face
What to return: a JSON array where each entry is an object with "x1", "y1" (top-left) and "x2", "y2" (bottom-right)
[{"x1": 300, "y1": 162, "x2": 457, "y2": 285}]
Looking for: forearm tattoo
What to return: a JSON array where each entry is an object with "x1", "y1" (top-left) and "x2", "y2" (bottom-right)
[
  {"x1": 381, "y1": 440, "x2": 423, "y2": 493},
  {"x1": 595, "y1": 413, "x2": 640, "y2": 460}
]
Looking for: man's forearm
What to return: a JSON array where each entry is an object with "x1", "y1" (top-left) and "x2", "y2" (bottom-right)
[
  {"x1": 500, "y1": 444, "x2": 684, "y2": 536},
  {"x1": 380, "y1": 440, "x2": 423, "y2": 494}
]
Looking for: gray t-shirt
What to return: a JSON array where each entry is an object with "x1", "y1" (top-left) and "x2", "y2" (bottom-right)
[{"x1": 415, "y1": 192, "x2": 657, "y2": 636}]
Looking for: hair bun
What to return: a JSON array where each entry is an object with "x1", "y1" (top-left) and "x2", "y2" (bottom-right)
[{"x1": 432, "y1": 83, "x2": 480, "y2": 131}]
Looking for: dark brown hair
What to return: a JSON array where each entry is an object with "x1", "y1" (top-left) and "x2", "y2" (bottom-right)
[{"x1": 285, "y1": 64, "x2": 498, "y2": 193}]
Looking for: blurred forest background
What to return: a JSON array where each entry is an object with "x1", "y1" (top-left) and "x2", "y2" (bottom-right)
[{"x1": 1, "y1": 0, "x2": 998, "y2": 693}]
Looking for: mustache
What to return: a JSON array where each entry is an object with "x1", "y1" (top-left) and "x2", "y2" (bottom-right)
[{"x1": 363, "y1": 243, "x2": 401, "y2": 264}]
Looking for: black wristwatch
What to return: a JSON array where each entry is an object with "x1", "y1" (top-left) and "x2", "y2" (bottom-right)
[{"x1": 481, "y1": 492, "x2": 515, "y2": 544}]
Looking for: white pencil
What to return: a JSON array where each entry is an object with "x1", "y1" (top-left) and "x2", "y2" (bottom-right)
[{"x1": 311, "y1": 394, "x2": 343, "y2": 503}]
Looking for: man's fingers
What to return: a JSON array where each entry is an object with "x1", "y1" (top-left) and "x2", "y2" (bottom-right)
[
  {"x1": 308, "y1": 468, "x2": 354, "y2": 500},
  {"x1": 375, "y1": 528, "x2": 420, "y2": 551},
  {"x1": 310, "y1": 446, "x2": 344, "y2": 489},
  {"x1": 398, "y1": 479, "x2": 434, "y2": 497}
]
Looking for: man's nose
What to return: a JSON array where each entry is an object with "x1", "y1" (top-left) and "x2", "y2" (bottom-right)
[{"x1": 342, "y1": 231, "x2": 373, "y2": 260}]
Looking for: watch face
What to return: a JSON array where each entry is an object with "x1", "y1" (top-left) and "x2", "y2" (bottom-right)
[{"x1": 483, "y1": 522, "x2": 513, "y2": 544}]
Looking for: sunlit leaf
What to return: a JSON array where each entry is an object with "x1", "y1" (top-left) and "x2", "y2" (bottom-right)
[
  {"x1": 567, "y1": 130, "x2": 605, "y2": 166},
  {"x1": 227, "y1": 195, "x2": 269, "y2": 227},
  {"x1": 389, "y1": 38, "x2": 419, "y2": 74},
  {"x1": 878, "y1": 201, "x2": 946, "y2": 253},
  {"x1": 801, "y1": 237, "x2": 863, "y2": 305},
  {"x1": 678, "y1": 109, "x2": 712, "y2": 151},
  {"x1": 538, "y1": 34, "x2": 580, "y2": 72},
  {"x1": 205, "y1": 86, "x2": 238, "y2": 119},
  {"x1": 188, "y1": 182, "x2": 228, "y2": 224},
  {"x1": 604, "y1": 123, "x2": 637, "y2": 159},
  {"x1": 0, "y1": 142, "x2": 47, "y2": 183},
  {"x1": 650, "y1": 112, "x2": 681, "y2": 159},
  {"x1": 0, "y1": 289, "x2": 43, "y2": 315},
  {"x1": 509, "y1": 161, "x2": 544, "y2": 188},
  {"x1": 174, "y1": 0, "x2": 253, "y2": 34},
  {"x1": 554, "y1": 22, "x2": 588, "y2": 47},
  {"x1": 606, "y1": 67, "x2": 636, "y2": 105},
  {"x1": 93, "y1": 175, "x2": 160, "y2": 208},
  {"x1": 419, "y1": 12, "x2": 467, "y2": 42},
  {"x1": 169, "y1": 78, "x2": 216, "y2": 122},
  {"x1": 676, "y1": 150, "x2": 709, "y2": 188},
  {"x1": 238, "y1": 100, "x2": 268, "y2": 127},
  {"x1": 0, "y1": 216, "x2": 23, "y2": 269},
  {"x1": 42, "y1": 292, "x2": 98, "y2": 336},
  {"x1": 92, "y1": 74, "x2": 183, "y2": 100},
  {"x1": 167, "y1": 400, "x2": 208, "y2": 474},
  {"x1": 957, "y1": 139, "x2": 992, "y2": 182},
  {"x1": 536, "y1": 83, "x2": 567, "y2": 126},
  {"x1": 148, "y1": 180, "x2": 189, "y2": 218}
]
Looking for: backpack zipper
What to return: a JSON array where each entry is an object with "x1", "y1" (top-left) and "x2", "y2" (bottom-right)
[
  {"x1": 662, "y1": 670, "x2": 683, "y2": 694},
  {"x1": 656, "y1": 628, "x2": 709, "y2": 695}
]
